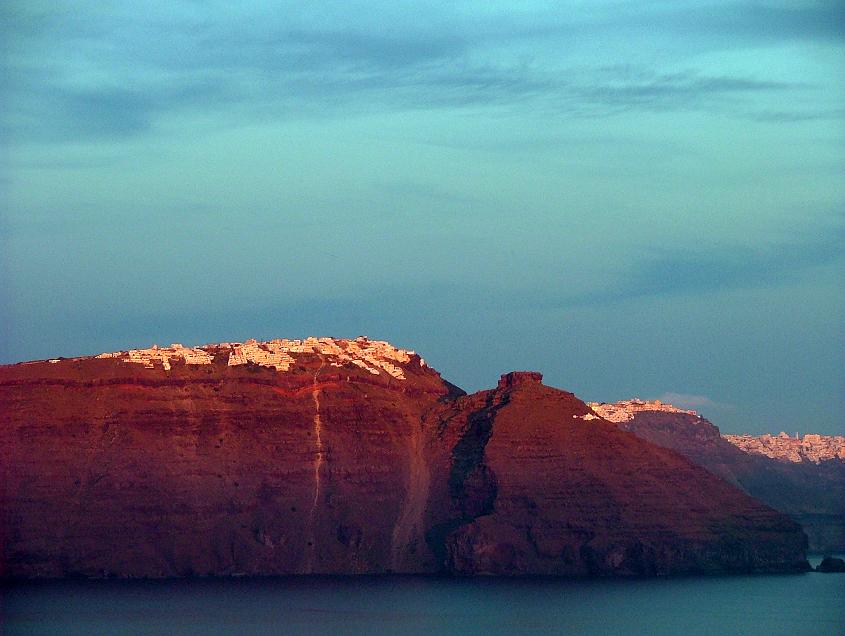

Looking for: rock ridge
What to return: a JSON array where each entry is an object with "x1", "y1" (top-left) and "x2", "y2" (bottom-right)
[{"x1": 497, "y1": 371, "x2": 543, "y2": 389}]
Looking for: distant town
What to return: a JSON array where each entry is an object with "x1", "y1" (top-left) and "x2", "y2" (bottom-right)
[{"x1": 724, "y1": 432, "x2": 845, "y2": 464}]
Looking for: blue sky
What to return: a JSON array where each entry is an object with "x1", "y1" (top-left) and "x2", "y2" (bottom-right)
[{"x1": 2, "y1": 1, "x2": 843, "y2": 434}]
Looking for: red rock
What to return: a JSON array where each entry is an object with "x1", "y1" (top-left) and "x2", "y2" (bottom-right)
[
  {"x1": 593, "y1": 402, "x2": 845, "y2": 553},
  {"x1": 0, "y1": 341, "x2": 809, "y2": 578},
  {"x1": 431, "y1": 375, "x2": 808, "y2": 576}
]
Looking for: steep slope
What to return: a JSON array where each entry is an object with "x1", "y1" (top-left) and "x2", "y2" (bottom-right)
[
  {"x1": 427, "y1": 374, "x2": 807, "y2": 575},
  {"x1": 591, "y1": 401, "x2": 845, "y2": 552},
  {"x1": 589, "y1": 400, "x2": 752, "y2": 487},
  {"x1": 0, "y1": 343, "x2": 809, "y2": 578}
]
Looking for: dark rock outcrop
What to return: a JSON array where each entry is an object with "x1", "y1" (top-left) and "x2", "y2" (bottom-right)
[
  {"x1": 816, "y1": 556, "x2": 845, "y2": 572},
  {"x1": 0, "y1": 342, "x2": 810, "y2": 578}
]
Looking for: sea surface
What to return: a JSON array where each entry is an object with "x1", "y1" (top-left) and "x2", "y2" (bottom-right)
[{"x1": 3, "y1": 557, "x2": 843, "y2": 636}]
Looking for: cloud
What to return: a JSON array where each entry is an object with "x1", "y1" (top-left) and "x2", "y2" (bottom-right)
[
  {"x1": 650, "y1": 1, "x2": 845, "y2": 43},
  {"x1": 749, "y1": 108, "x2": 845, "y2": 123},
  {"x1": 232, "y1": 29, "x2": 467, "y2": 72},
  {"x1": 2, "y1": 64, "x2": 801, "y2": 143},
  {"x1": 1, "y1": 3, "x2": 822, "y2": 143},
  {"x1": 545, "y1": 218, "x2": 845, "y2": 308},
  {"x1": 655, "y1": 392, "x2": 734, "y2": 411},
  {"x1": 631, "y1": 224, "x2": 843, "y2": 297},
  {"x1": 1, "y1": 63, "x2": 229, "y2": 143},
  {"x1": 575, "y1": 71, "x2": 797, "y2": 113}
]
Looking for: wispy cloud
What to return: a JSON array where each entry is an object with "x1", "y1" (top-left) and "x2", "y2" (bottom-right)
[
  {"x1": 2, "y1": 64, "x2": 803, "y2": 143},
  {"x1": 629, "y1": 224, "x2": 843, "y2": 297},
  {"x1": 644, "y1": 1, "x2": 845, "y2": 43},
  {"x1": 575, "y1": 70, "x2": 797, "y2": 113},
  {"x1": 547, "y1": 218, "x2": 845, "y2": 307},
  {"x1": 1, "y1": 2, "x2": 824, "y2": 143},
  {"x1": 655, "y1": 392, "x2": 735, "y2": 412},
  {"x1": 749, "y1": 108, "x2": 845, "y2": 123}
]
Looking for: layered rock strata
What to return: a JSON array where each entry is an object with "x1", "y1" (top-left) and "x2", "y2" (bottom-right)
[{"x1": 0, "y1": 342, "x2": 809, "y2": 578}]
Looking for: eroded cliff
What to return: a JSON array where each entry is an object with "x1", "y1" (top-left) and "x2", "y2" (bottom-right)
[{"x1": 0, "y1": 341, "x2": 809, "y2": 578}]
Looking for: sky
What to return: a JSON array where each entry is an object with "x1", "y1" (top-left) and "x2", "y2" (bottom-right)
[{"x1": 1, "y1": 1, "x2": 843, "y2": 434}]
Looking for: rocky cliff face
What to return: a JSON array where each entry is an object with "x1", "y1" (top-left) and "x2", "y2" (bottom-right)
[
  {"x1": 591, "y1": 401, "x2": 845, "y2": 552},
  {"x1": 431, "y1": 376, "x2": 806, "y2": 576},
  {"x1": 0, "y1": 341, "x2": 809, "y2": 578},
  {"x1": 0, "y1": 338, "x2": 456, "y2": 578}
]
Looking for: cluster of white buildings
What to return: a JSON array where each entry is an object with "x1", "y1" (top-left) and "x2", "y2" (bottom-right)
[
  {"x1": 96, "y1": 343, "x2": 212, "y2": 371},
  {"x1": 723, "y1": 432, "x2": 845, "y2": 464},
  {"x1": 94, "y1": 336, "x2": 420, "y2": 380},
  {"x1": 588, "y1": 399, "x2": 698, "y2": 423},
  {"x1": 225, "y1": 340, "x2": 297, "y2": 371}
]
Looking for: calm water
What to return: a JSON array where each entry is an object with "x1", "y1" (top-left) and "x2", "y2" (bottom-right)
[{"x1": 3, "y1": 563, "x2": 843, "y2": 636}]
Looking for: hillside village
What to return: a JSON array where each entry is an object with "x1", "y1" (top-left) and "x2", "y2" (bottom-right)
[
  {"x1": 94, "y1": 336, "x2": 420, "y2": 380},
  {"x1": 589, "y1": 399, "x2": 698, "y2": 422},
  {"x1": 724, "y1": 432, "x2": 845, "y2": 464}
]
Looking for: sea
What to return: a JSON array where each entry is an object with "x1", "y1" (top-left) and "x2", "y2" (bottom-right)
[{"x1": 2, "y1": 556, "x2": 843, "y2": 635}]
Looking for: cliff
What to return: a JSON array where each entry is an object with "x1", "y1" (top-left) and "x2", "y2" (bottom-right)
[
  {"x1": 0, "y1": 340, "x2": 809, "y2": 578},
  {"x1": 591, "y1": 401, "x2": 845, "y2": 552},
  {"x1": 427, "y1": 374, "x2": 806, "y2": 576}
]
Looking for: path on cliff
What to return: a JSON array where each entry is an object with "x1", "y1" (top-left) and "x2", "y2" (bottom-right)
[
  {"x1": 306, "y1": 356, "x2": 326, "y2": 572},
  {"x1": 390, "y1": 419, "x2": 430, "y2": 572}
]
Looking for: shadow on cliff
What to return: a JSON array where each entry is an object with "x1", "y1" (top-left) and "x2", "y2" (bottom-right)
[{"x1": 425, "y1": 391, "x2": 507, "y2": 570}]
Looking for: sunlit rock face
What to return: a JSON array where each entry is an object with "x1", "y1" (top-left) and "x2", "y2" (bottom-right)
[
  {"x1": 596, "y1": 400, "x2": 845, "y2": 553},
  {"x1": 0, "y1": 343, "x2": 809, "y2": 578}
]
